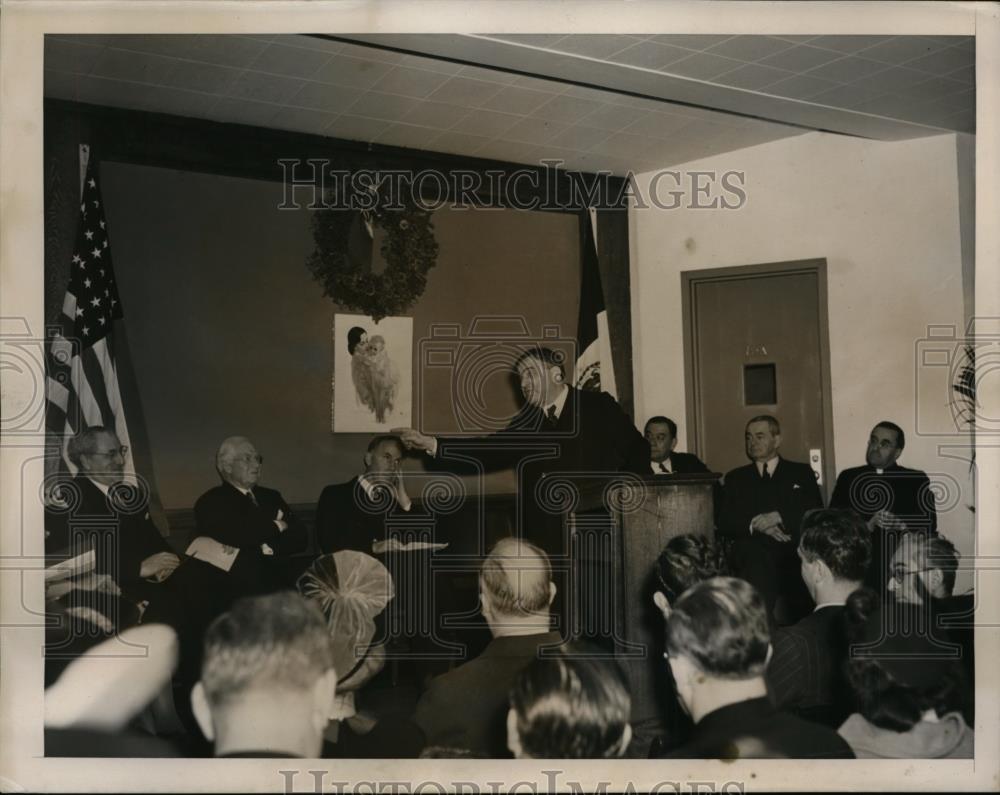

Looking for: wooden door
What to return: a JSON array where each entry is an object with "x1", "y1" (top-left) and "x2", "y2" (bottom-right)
[{"x1": 683, "y1": 260, "x2": 835, "y2": 496}]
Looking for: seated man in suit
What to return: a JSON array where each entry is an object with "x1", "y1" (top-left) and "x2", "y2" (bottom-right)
[
  {"x1": 315, "y1": 434, "x2": 413, "y2": 554},
  {"x1": 45, "y1": 426, "x2": 181, "y2": 629},
  {"x1": 889, "y1": 532, "x2": 973, "y2": 721},
  {"x1": 660, "y1": 577, "x2": 854, "y2": 759},
  {"x1": 193, "y1": 436, "x2": 307, "y2": 597},
  {"x1": 767, "y1": 508, "x2": 870, "y2": 727},
  {"x1": 191, "y1": 592, "x2": 338, "y2": 758},
  {"x1": 413, "y1": 537, "x2": 562, "y2": 757},
  {"x1": 719, "y1": 415, "x2": 823, "y2": 624},
  {"x1": 644, "y1": 415, "x2": 710, "y2": 475},
  {"x1": 830, "y1": 421, "x2": 937, "y2": 590}
]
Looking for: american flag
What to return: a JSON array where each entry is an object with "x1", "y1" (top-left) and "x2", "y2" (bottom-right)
[{"x1": 45, "y1": 154, "x2": 135, "y2": 482}]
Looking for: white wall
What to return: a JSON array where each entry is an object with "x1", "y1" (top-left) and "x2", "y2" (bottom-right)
[{"x1": 630, "y1": 131, "x2": 974, "y2": 583}]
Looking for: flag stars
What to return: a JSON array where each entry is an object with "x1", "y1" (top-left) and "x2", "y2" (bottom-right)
[
  {"x1": 88, "y1": 178, "x2": 96, "y2": 189},
  {"x1": 90, "y1": 297, "x2": 101, "y2": 308},
  {"x1": 75, "y1": 307, "x2": 84, "y2": 318},
  {"x1": 72, "y1": 254, "x2": 82, "y2": 264},
  {"x1": 99, "y1": 220, "x2": 105, "y2": 230},
  {"x1": 83, "y1": 278, "x2": 92, "y2": 288},
  {"x1": 84, "y1": 230, "x2": 94, "y2": 240},
  {"x1": 98, "y1": 317, "x2": 106, "y2": 326},
  {"x1": 91, "y1": 247, "x2": 102, "y2": 259},
  {"x1": 82, "y1": 326, "x2": 90, "y2": 336},
  {"x1": 93, "y1": 200, "x2": 100, "y2": 209}
]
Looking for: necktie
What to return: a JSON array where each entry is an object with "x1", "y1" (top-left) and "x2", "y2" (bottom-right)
[
  {"x1": 247, "y1": 488, "x2": 259, "y2": 507},
  {"x1": 762, "y1": 463, "x2": 771, "y2": 481},
  {"x1": 658, "y1": 461, "x2": 670, "y2": 474},
  {"x1": 546, "y1": 405, "x2": 558, "y2": 427}
]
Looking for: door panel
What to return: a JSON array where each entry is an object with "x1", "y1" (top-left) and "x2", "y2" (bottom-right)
[{"x1": 686, "y1": 264, "x2": 833, "y2": 497}]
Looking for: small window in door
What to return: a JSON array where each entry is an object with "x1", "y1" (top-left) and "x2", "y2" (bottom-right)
[{"x1": 744, "y1": 363, "x2": 777, "y2": 405}]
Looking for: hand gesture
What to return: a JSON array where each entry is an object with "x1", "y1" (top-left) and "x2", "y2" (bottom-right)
[
  {"x1": 392, "y1": 462, "x2": 412, "y2": 511},
  {"x1": 868, "y1": 510, "x2": 906, "y2": 533},
  {"x1": 140, "y1": 551, "x2": 181, "y2": 582},
  {"x1": 391, "y1": 427, "x2": 435, "y2": 454},
  {"x1": 751, "y1": 511, "x2": 791, "y2": 542},
  {"x1": 274, "y1": 508, "x2": 288, "y2": 533}
]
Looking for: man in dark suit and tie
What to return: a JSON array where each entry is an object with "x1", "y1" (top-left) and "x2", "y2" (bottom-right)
[
  {"x1": 395, "y1": 345, "x2": 649, "y2": 554},
  {"x1": 315, "y1": 434, "x2": 413, "y2": 554},
  {"x1": 719, "y1": 415, "x2": 823, "y2": 623},
  {"x1": 829, "y1": 421, "x2": 937, "y2": 590},
  {"x1": 193, "y1": 436, "x2": 308, "y2": 597},
  {"x1": 644, "y1": 416, "x2": 711, "y2": 476},
  {"x1": 45, "y1": 426, "x2": 181, "y2": 629},
  {"x1": 395, "y1": 346, "x2": 647, "y2": 648},
  {"x1": 766, "y1": 509, "x2": 870, "y2": 727}
]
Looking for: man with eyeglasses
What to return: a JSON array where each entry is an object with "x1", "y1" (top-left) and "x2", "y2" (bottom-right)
[
  {"x1": 193, "y1": 436, "x2": 307, "y2": 597},
  {"x1": 45, "y1": 426, "x2": 181, "y2": 628},
  {"x1": 888, "y1": 532, "x2": 974, "y2": 720},
  {"x1": 830, "y1": 420, "x2": 937, "y2": 590}
]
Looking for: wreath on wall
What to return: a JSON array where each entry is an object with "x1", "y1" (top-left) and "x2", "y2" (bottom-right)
[{"x1": 307, "y1": 192, "x2": 439, "y2": 322}]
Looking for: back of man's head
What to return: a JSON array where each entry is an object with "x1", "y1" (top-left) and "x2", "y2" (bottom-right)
[
  {"x1": 665, "y1": 576, "x2": 770, "y2": 679},
  {"x1": 480, "y1": 538, "x2": 554, "y2": 630},
  {"x1": 193, "y1": 592, "x2": 336, "y2": 757},
  {"x1": 800, "y1": 509, "x2": 872, "y2": 584},
  {"x1": 508, "y1": 645, "x2": 632, "y2": 759}
]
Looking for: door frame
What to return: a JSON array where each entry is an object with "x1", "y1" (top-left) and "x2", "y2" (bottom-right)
[{"x1": 680, "y1": 258, "x2": 837, "y2": 494}]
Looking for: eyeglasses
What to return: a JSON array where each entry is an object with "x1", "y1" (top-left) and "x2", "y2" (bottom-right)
[
  {"x1": 90, "y1": 445, "x2": 128, "y2": 458},
  {"x1": 235, "y1": 454, "x2": 263, "y2": 465},
  {"x1": 890, "y1": 566, "x2": 933, "y2": 584}
]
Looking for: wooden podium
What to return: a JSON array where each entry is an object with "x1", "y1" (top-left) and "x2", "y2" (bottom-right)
[{"x1": 573, "y1": 472, "x2": 719, "y2": 743}]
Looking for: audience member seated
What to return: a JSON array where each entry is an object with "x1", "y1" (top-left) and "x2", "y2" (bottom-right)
[
  {"x1": 315, "y1": 434, "x2": 413, "y2": 554},
  {"x1": 889, "y1": 532, "x2": 974, "y2": 720},
  {"x1": 193, "y1": 436, "x2": 308, "y2": 596},
  {"x1": 767, "y1": 508, "x2": 869, "y2": 727},
  {"x1": 838, "y1": 588, "x2": 973, "y2": 758},
  {"x1": 830, "y1": 421, "x2": 937, "y2": 590},
  {"x1": 654, "y1": 534, "x2": 730, "y2": 609},
  {"x1": 413, "y1": 537, "x2": 562, "y2": 757},
  {"x1": 718, "y1": 415, "x2": 823, "y2": 625},
  {"x1": 644, "y1": 416, "x2": 711, "y2": 475},
  {"x1": 45, "y1": 623, "x2": 182, "y2": 757},
  {"x1": 658, "y1": 576, "x2": 854, "y2": 759},
  {"x1": 190, "y1": 592, "x2": 337, "y2": 758},
  {"x1": 44, "y1": 426, "x2": 181, "y2": 631},
  {"x1": 650, "y1": 534, "x2": 730, "y2": 755},
  {"x1": 298, "y1": 550, "x2": 423, "y2": 756},
  {"x1": 507, "y1": 644, "x2": 632, "y2": 759}
]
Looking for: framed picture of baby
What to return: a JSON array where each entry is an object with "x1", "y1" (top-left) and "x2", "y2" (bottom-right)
[{"x1": 332, "y1": 313, "x2": 414, "y2": 433}]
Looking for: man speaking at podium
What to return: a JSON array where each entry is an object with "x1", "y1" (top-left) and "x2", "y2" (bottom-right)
[{"x1": 394, "y1": 345, "x2": 648, "y2": 555}]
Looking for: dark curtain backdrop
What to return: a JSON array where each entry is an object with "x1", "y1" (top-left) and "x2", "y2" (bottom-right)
[{"x1": 44, "y1": 100, "x2": 635, "y2": 516}]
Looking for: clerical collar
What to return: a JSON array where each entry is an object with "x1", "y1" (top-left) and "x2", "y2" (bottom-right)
[
  {"x1": 756, "y1": 456, "x2": 780, "y2": 477},
  {"x1": 544, "y1": 385, "x2": 570, "y2": 421}
]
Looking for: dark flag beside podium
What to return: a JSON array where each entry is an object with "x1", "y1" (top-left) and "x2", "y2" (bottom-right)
[{"x1": 574, "y1": 210, "x2": 617, "y2": 397}]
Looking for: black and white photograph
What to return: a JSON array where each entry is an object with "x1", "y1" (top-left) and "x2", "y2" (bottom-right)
[{"x1": 0, "y1": 1, "x2": 997, "y2": 792}]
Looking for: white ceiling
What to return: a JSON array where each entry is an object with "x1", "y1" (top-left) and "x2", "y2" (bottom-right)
[{"x1": 44, "y1": 33, "x2": 974, "y2": 176}]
